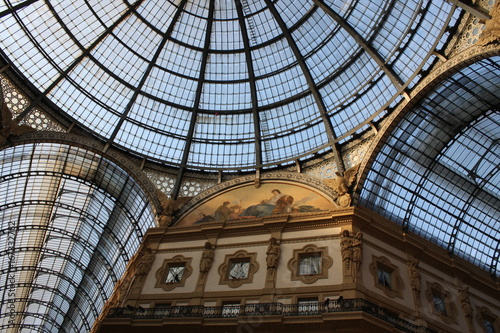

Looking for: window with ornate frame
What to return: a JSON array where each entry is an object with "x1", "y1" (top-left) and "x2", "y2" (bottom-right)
[
  {"x1": 477, "y1": 306, "x2": 499, "y2": 333},
  {"x1": 155, "y1": 255, "x2": 193, "y2": 291},
  {"x1": 218, "y1": 250, "x2": 259, "y2": 288},
  {"x1": 369, "y1": 256, "x2": 404, "y2": 298},
  {"x1": 287, "y1": 244, "x2": 333, "y2": 284},
  {"x1": 425, "y1": 282, "x2": 457, "y2": 324},
  {"x1": 166, "y1": 263, "x2": 186, "y2": 283},
  {"x1": 299, "y1": 253, "x2": 322, "y2": 275}
]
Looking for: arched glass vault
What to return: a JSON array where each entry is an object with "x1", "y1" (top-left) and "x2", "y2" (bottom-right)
[
  {"x1": 360, "y1": 56, "x2": 500, "y2": 276},
  {"x1": 0, "y1": 143, "x2": 156, "y2": 332}
]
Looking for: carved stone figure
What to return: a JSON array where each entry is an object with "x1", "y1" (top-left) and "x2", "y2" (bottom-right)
[
  {"x1": 324, "y1": 164, "x2": 360, "y2": 207},
  {"x1": 340, "y1": 230, "x2": 362, "y2": 279},
  {"x1": 408, "y1": 259, "x2": 422, "y2": 305},
  {"x1": 156, "y1": 189, "x2": 191, "y2": 226},
  {"x1": 199, "y1": 242, "x2": 214, "y2": 274},
  {"x1": 352, "y1": 232, "x2": 363, "y2": 272},
  {"x1": 118, "y1": 278, "x2": 131, "y2": 306},
  {"x1": 340, "y1": 230, "x2": 353, "y2": 269},
  {"x1": 408, "y1": 259, "x2": 421, "y2": 302},
  {"x1": 459, "y1": 286, "x2": 474, "y2": 324},
  {"x1": 266, "y1": 237, "x2": 280, "y2": 270},
  {"x1": 0, "y1": 85, "x2": 35, "y2": 146},
  {"x1": 477, "y1": 1, "x2": 500, "y2": 46},
  {"x1": 135, "y1": 248, "x2": 155, "y2": 276}
]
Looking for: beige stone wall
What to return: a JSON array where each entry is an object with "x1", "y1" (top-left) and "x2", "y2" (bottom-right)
[
  {"x1": 276, "y1": 236, "x2": 343, "y2": 289},
  {"x1": 117, "y1": 208, "x2": 499, "y2": 333},
  {"x1": 204, "y1": 243, "x2": 267, "y2": 292},
  {"x1": 361, "y1": 232, "x2": 500, "y2": 333}
]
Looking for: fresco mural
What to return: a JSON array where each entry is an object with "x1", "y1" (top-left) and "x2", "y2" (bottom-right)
[{"x1": 175, "y1": 182, "x2": 335, "y2": 227}]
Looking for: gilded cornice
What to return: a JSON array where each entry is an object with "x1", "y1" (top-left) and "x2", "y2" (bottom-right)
[{"x1": 153, "y1": 209, "x2": 353, "y2": 244}]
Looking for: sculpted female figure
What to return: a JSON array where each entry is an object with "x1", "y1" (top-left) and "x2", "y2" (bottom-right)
[
  {"x1": 266, "y1": 237, "x2": 280, "y2": 270},
  {"x1": 200, "y1": 242, "x2": 214, "y2": 274},
  {"x1": 340, "y1": 230, "x2": 352, "y2": 269}
]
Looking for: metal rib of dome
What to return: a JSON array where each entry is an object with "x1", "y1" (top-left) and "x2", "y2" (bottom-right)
[{"x1": 0, "y1": 0, "x2": 459, "y2": 170}]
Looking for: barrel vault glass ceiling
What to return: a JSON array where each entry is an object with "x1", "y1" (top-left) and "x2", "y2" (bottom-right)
[
  {"x1": 360, "y1": 56, "x2": 500, "y2": 277},
  {"x1": 0, "y1": 143, "x2": 156, "y2": 332},
  {"x1": 0, "y1": 0, "x2": 498, "y2": 332}
]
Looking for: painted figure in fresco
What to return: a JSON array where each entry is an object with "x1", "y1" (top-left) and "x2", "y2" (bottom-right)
[
  {"x1": 214, "y1": 201, "x2": 231, "y2": 221},
  {"x1": 239, "y1": 189, "x2": 294, "y2": 217}
]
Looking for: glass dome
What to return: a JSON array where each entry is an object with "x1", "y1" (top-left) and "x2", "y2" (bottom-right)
[{"x1": 0, "y1": 0, "x2": 459, "y2": 170}]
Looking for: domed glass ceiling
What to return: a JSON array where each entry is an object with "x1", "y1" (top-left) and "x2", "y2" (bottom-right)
[{"x1": 0, "y1": 0, "x2": 459, "y2": 170}]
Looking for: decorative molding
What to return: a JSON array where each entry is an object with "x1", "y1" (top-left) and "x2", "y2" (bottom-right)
[
  {"x1": 425, "y1": 281, "x2": 458, "y2": 324},
  {"x1": 218, "y1": 250, "x2": 259, "y2": 288},
  {"x1": 369, "y1": 255, "x2": 404, "y2": 299},
  {"x1": 155, "y1": 255, "x2": 193, "y2": 292},
  {"x1": 287, "y1": 244, "x2": 333, "y2": 284}
]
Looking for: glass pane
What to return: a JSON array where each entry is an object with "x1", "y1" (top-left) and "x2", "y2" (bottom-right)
[{"x1": 299, "y1": 254, "x2": 321, "y2": 275}]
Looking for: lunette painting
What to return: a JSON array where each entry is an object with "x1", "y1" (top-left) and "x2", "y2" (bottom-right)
[{"x1": 176, "y1": 182, "x2": 335, "y2": 227}]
